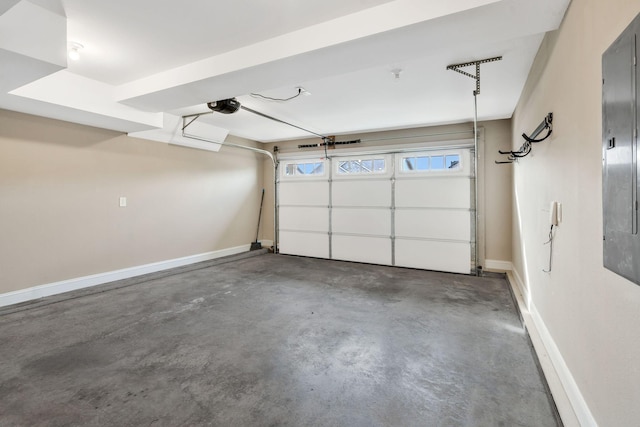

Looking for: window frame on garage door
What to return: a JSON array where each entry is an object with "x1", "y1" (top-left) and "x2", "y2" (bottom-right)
[
  {"x1": 393, "y1": 148, "x2": 473, "y2": 273},
  {"x1": 331, "y1": 153, "x2": 394, "y2": 265},
  {"x1": 275, "y1": 138, "x2": 483, "y2": 275},
  {"x1": 278, "y1": 157, "x2": 330, "y2": 259}
]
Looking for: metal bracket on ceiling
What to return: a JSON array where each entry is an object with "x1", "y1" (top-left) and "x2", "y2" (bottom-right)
[
  {"x1": 446, "y1": 56, "x2": 502, "y2": 95},
  {"x1": 180, "y1": 113, "x2": 277, "y2": 167},
  {"x1": 446, "y1": 55, "x2": 502, "y2": 278}
]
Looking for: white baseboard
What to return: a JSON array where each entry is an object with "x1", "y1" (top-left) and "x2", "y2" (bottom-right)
[
  {"x1": 0, "y1": 244, "x2": 250, "y2": 308},
  {"x1": 506, "y1": 270, "x2": 596, "y2": 427},
  {"x1": 510, "y1": 266, "x2": 529, "y2": 309},
  {"x1": 484, "y1": 259, "x2": 513, "y2": 271},
  {"x1": 530, "y1": 304, "x2": 597, "y2": 427}
]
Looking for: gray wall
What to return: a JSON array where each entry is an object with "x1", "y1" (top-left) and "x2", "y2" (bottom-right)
[
  {"x1": 0, "y1": 109, "x2": 264, "y2": 294},
  {"x1": 511, "y1": 0, "x2": 640, "y2": 424}
]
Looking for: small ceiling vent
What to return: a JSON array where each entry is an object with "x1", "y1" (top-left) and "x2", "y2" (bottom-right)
[{"x1": 207, "y1": 98, "x2": 241, "y2": 114}]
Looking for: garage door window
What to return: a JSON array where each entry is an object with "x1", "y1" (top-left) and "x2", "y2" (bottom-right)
[
  {"x1": 401, "y1": 153, "x2": 461, "y2": 173},
  {"x1": 445, "y1": 154, "x2": 460, "y2": 169},
  {"x1": 337, "y1": 158, "x2": 386, "y2": 175},
  {"x1": 284, "y1": 161, "x2": 325, "y2": 177}
]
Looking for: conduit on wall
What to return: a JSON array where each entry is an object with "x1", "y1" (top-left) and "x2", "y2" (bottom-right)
[{"x1": 447, "y1": 56, "x2": 503, "y2": 275}]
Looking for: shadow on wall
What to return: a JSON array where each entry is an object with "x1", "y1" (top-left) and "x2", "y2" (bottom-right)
[{"x1": 0, "y1": 109, "x2": 120, "y2": 148}]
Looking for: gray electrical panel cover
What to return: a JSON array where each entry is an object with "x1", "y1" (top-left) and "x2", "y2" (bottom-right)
[{"x1": 602, "y1": 12, "x2": 640, "y2": 286}]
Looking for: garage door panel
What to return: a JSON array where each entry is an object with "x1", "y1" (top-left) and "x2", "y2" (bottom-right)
[
  {"x1": 395, "y1": 209, "x2": 470, "y2": 241},
  {"x1": 278, "y1": 149, "x2": 473, "y2": 274},
  {"x1": 279, "y1": 207, "x2": 328, "y2": 233},
  {"x1": 279, "y1": 231, "x2": 329, "y2": 258},
  {"x1": 332, "y1": 208, "x2": 391, "y2": 235},
  {"x1": 332, "y1": 235, "x2": 391, "y2": 265},
  {"x1": 395, "y1": 239, "x2": 471, "y2": 274},
  {"x1": 332, "y1": 180, "x2": 391, "y2": 207},
  {"x1": 279, "y1": 181, "x2": 329, "y2": 206},
  {"x1": 395, "y1": 178, "x2": 470, "y2": 209}
]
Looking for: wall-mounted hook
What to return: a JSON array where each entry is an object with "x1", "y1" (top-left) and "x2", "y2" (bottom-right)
[
  {"x1": 522, "y1": 113, "x2": 553, "y2": 143},
  {"x1": 496, "y1": 112, "x2": 553, "y2": 164}
]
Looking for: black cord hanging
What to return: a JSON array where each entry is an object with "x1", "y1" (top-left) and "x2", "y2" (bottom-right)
[
  {"x1": 250, "y1": 88, "x2": 303, "y2": 102},
  {"x1": 496, "y1": 112, "x2": 553, "y2": 164},
  {"x1": 543, "y1": 224, "x2": 555, "y2": 273}
]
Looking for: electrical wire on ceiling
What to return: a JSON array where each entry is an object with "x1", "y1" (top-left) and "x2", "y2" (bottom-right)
[{"x1": 250, "y1": 88, "x2": 303, "y2": 102}]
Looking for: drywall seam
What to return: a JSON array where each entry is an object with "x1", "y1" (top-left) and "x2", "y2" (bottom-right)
[
  {"x1": 484, "y1": 259, "x2": 512, "y2": 271},
  {"x1": 506, "y1": 269, "x2": 582, "y2": 427},
  {"x1": 0, "y1": 245, "x2": 250, "y2": 308}
]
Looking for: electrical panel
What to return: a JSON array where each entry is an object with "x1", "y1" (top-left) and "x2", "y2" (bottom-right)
[{"x1": 602, "y1": 12, "x2": 640, "y2": 286}]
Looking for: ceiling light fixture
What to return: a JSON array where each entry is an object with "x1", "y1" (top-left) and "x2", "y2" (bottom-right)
[
  {"x1": 68, "y1": 42, "x2": 84, "y2": 61},
  {"x1": 391, "y1": 68, "x2": 402, "y2": 80}
]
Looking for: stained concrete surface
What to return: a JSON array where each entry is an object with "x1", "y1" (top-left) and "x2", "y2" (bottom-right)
[{"x1": 0, "y1": 254, "x2": 559, "y2": 426}]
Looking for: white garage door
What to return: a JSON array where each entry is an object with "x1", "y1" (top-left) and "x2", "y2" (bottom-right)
[{"x1": 277, "y1": 148, "x2": 474, "y2": 274}]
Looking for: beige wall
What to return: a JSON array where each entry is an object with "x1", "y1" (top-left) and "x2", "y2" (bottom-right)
[
  {"x1": 482, "y1": 119, "x2": 513, "y2": 264},
  {"x1": 261, "y1": 119, "x2": 513, "y2": 267},
  {"x1": 0, "y1": 109, "x2": 264, "y2": 294},
  {"x1": 511, "y1": 1, "x2": 640, "y2": 425}
]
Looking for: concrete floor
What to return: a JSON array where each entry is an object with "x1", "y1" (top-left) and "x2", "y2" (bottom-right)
[{"x1": 0, "y1": 253, "x2": 559, "y2": 427}]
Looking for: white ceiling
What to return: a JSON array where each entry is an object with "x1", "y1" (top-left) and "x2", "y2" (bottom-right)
[{"x1": 1, "y1": 0, "x2": 570, "y2": 144}]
